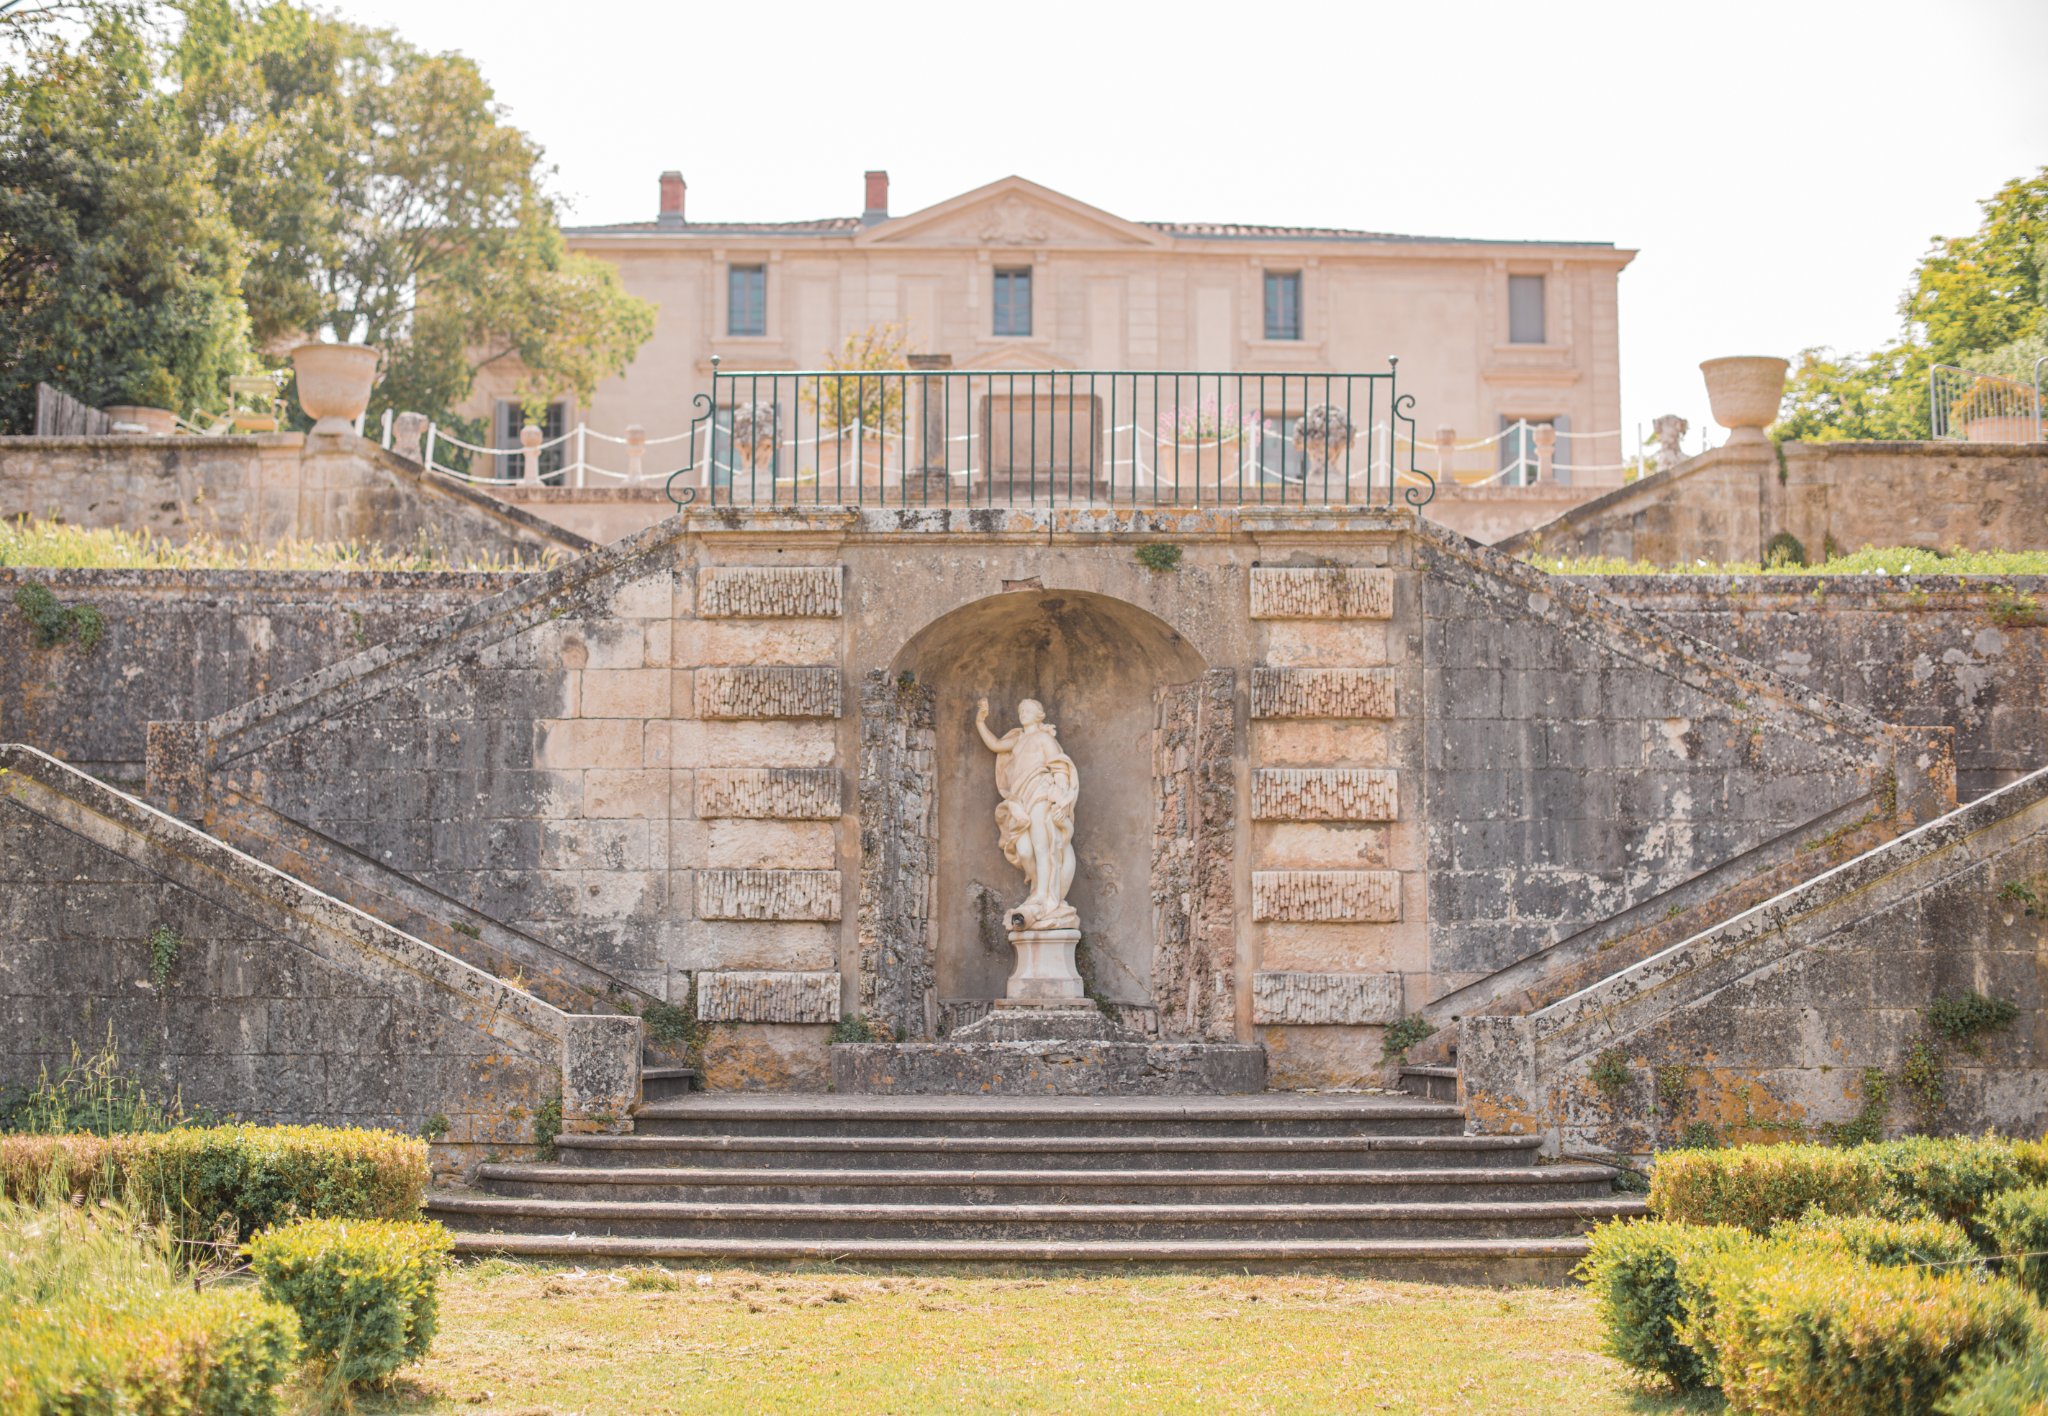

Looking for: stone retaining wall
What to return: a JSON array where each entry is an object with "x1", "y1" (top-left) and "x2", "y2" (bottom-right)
[
  {"x1": 1502, "y1": 440, "x2": 2048, "y2": 566},
  {"x1": 1461, "y1": 766, "x2": 2048, "y2": 1157},
  {"x1": 0, "y1": 433, "x2": 586, "y2": 560},
  {"x1": 0, "y1": 568, "x2": 515, "y2": 780},
  {"x1": 0, "y1": 745, "x2": 639, "y2": 1166}
]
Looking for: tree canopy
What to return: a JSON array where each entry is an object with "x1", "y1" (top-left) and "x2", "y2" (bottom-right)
[
  {"x1": 0, "y1": 0, "x2": 654, "y2": 435},
  {"x1": 0, "y1": 17, "x2": 248, "y2": 430},
  {"x1": 1778, "y1": 167, "x2": 2047, "y2": 442}
]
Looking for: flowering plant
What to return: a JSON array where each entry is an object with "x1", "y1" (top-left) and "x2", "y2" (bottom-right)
[{"x1": 1157, "y1": 397, "x2": 1251, "y2": 443}]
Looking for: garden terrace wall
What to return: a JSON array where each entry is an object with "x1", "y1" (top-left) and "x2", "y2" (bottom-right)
[
  {"x1": 1594, "y1": 575, "x2": 2048, "y2": 803},
  {"x1": 0, "y1": 432, "x2": 587, "y2": 561},
  {"x1": 0, "y1": 567, "x2": 517, "y2": 782},
  {"x1": 1460, "y1": 765, "x2": 2048, "y2": 1158},
  {"x1": 145, "y1": 507, "x2": 1943, "y2": 1092},
  {"x1": 1501, "y1": 440, "x2": 2048, "y2": 565},
  {"x1": 0, "y1": 745, "x2": 639, "y2": 1166}
]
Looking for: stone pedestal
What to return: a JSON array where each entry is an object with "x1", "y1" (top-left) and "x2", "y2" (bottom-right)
[
  {"x1": 951, "y1": 1002, "x2": 1124, "y2": 1043},
  {"x1": 1006, "y1": 926, "x2": 1083, "y2": 1002}
]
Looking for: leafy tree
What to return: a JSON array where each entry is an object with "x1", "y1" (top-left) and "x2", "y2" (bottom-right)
[
  {"x1": 1779, "y1": 166, "x2": 2047, "y2": 441},
  {"x1": 0, "y1": 17, "x2": 249, "y2": 431},
  {"x1": 171, "y1": 0, "x2": 654, "y2": 431},
  {"x1": 802, "y1": 324, "x2": 913, "y2": 433}
]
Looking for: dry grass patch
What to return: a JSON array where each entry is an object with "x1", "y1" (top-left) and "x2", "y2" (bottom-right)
[{"x1": 357, "y1": 1260, "x2": 1719, "y2": 1415}]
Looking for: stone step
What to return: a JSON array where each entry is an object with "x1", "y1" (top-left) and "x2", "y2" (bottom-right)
[
  {"x1": 425, "y1": 1192, "x2": 1645, "y2": 1241},
  {"x1": 554, "y1": 1131, "x2": 1545, "y2": 1172},
  {"x1": 442, "y1": 1231, "x2": 1595, "y2": 1283},
  {"x1": 1398, "y1": 1067, "x2": 1458, "y2": 1103},
  {"x1": 470, "y1": 1162, "x2": 1620, "y2": 1206},
  {"x1": 629, "y1": 1094, "x2": 1465, "y2": 1140},
  {"x1": 640, "y1": 1066, "x2": 698, "y2": 1103}
]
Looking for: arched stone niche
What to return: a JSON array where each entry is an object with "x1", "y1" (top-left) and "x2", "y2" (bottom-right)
[{"x1": 857, "y1": 589, "x2": 1238, "y2": 1042}]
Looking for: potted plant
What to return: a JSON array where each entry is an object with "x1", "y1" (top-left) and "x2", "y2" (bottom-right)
[
  {"x1": 726, "y1": 400, "x2": 783, "y2": 484},
  {"x1": 290, "y1": 341, "x2": 382, "y2": 436},
  {"x1": 1153, "y1": 397, "x2": 1252, "y2": 496},
  {"x1": 1699, "y1": 356, "x2": 1789, "y2": 444},
  {"x1": 103, "y1": 367, "x2": 179, "y2": 435}
]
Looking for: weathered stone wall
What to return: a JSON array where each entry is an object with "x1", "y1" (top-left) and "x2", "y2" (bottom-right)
[
  {"x1": 0, "y1": 568, "x2": 513, "y2": 780},
  {"x1": 0, "y1": 746, "x2": 638, "y2": 1167},
  {"x1": 1461, "y1": 767, "x2": 2048, "y2": 1157},
  {"x1": 1418, "y1": 529, "x2": 1949, "y2": 1003},
  {"x1": 1596, "y1": 576, "x2": 2048, "y2": 803},
  {"x1": 0, "y1": 433, "x2": 586, "y2": 560},
  {"x1": 1502, "y1": 440, "x2": 2048, "y2": 566},
  {"x1": 141, "y1": 507, "x2": 1948, "y2": 1092}
]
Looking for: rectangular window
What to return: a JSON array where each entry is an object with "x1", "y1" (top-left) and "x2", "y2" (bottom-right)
[
  {"x1": 728, "y1": 264, "x2": 767, "y2": 337},
  {"x1": 1508, "y1": 274, "x2": 1546, "y2": 344},
  {"x1": 1263, "y1": 271, "x2": 1302, "y2": 341},
  {"x1": 993, "y1": 268, "x2": 1032, "y2": 337}
]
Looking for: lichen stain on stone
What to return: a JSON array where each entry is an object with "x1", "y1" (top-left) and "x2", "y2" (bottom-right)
[
  {"x1": 1684, "y1": 1066, "x2": 1809, "y2": 1144},
  {"x1": 1461, "y1": 1089, "x2": 1537, "y2": 1136}
]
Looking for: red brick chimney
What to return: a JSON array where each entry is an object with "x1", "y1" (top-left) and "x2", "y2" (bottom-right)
[
  {"x1": 862, "y1": 170, "x2": 889, "y2": 225},
  {"x1": 658, "y1": 170, "x2": 686, "y2": 229}
]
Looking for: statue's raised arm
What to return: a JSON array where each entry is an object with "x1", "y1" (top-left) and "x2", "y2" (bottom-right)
[{"x1": 974, "y1": 696, "x2": 1009, "y2": 754}]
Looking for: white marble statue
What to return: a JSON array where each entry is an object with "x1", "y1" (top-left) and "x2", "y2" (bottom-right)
[{"x1": 975, "y1": 696, "x2": 1080, "y2": 932}]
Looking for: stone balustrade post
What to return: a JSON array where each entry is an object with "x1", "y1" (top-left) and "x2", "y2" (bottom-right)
[
  {"x1": 1435, "y1": 426, "x2": 1458, "y2": 490},
  {"x1": 626, "y1": 424, "x2": 646, "y2": 480},
  {"x1": 391, "y1": 411, "x2": 428, "y2": 465},
  {"x1": 1533, "y1": 423, "x2": 1557, "y2": 485},
  {"x1": 520, "y1": 423, "x2": 543, "y2": 484}
]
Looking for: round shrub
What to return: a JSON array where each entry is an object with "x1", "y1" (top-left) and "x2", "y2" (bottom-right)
[
  {"x1": 1939, "y1": 1348, "x2": 2048, "y2": 1415},
  {"x1": 245, "y1": 1217, "x2": 452, "y2": 1387},
  {"x1": 1649, "y1": 1143, "x2": 1887, "y2": 1232},
  {"x1": 1575, "y1": 1219, "x2": 1754, "y2": 1389},
  {"x1": 1981, "y1": 1184, "x2": 2048, "y2": 1298}
]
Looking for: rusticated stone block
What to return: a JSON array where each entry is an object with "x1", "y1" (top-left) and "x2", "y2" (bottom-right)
[
  {"x1": 1250, "y1": 567, "x2": 1393, "y2": 619},
  {"x1": 696, "y1": 868, "x2": 842, "y2": 921},
  {"x1": 1252, "y1": 768, "x2": 1398, "y2": 822},
  {"x1": 699, "y1": 566, "x2": 843, "y2": 618},
  {"x1": 1251, "y1": 667, "x2": 1395, "y2": 719},
  {"x1": 696, "y1": 767, "x2": 841, "y2": 820},
  {"x1": 695, "y1": 969, "x2": 842, "y2": 1023},
  {"x1": 1251, "y1": 971, "x2": 1402, "y2": 1025},
  {"x1": 695, "y1": 666, "x2": 841, "y2": 719},
  {"x1": 1252, "y1": 870, "x2": 1401, "y2": 922}
]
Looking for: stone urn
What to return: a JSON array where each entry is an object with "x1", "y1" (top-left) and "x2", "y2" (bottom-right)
[
  {"x1": 290, "y1": 341, "x2": 382, "y2": 436},
  {"x1": 1699, "y1": 356, "x2": 1789, "y2": 444},
  {"x1": 103, "y1": 405, "x2": 177, "y2": 436},
  {"x1": 1293, "y1": 404, "x2": 1358, "y2": 482}
]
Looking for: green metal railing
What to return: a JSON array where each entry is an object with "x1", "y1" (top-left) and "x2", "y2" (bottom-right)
[{"x1": 664, "y1": 360, "x2": 1436, "y2": 510}]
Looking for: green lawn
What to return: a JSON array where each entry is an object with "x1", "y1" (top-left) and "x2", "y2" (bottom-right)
[{"x1": 360, "y1": 1261, "x2": 1718, "y2": 1415}]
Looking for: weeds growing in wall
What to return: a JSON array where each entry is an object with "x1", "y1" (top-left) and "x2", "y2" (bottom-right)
[
  {"x1": 0, "y1": 517, "x2": 555, "y2": 573},
  {"x1": 12, "y1": 580, "x2": 102, "y2": 651},
  {"x1": 1134, "y1": 543, "x2": 1183, "y2": 572},
  {"x1": 1379, "y1": 1015, "x2": 1435, "y2": 1064},
  {"x1": 532, "y1": 1096, "x2": 563, "y2": 1161},
  {"x1": 145, "y1": 926, "x2": 181, "y2": 991},
  {"x1": 1527, "y1": 546, "x2": 2048, "y2": 577}
]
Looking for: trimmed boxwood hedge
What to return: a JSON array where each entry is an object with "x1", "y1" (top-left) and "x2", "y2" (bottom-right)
[
  {"x1": 0, "y1": 1125, "x2": 428, "y2": 1242},
  {"x1": 0, "y1": 1285, "x2": 301, "y2": 1414},
  {"x1": 1649, "y1": 1136, "x2": 2048, "y2": 1237}
]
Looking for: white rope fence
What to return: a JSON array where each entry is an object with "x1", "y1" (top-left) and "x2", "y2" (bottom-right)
[{"x1": 397, "y1": 413, "x2": 1699, "y2": 497}]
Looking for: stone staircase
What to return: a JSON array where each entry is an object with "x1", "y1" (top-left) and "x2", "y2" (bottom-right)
[{"x1": 427, "y1": 1090, "x2": 1642, "y2": 1280}]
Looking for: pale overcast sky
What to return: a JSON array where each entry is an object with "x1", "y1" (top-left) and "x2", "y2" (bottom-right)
[{"x1": 325, "y1": 0, "x2": 2047, "y2": 452}]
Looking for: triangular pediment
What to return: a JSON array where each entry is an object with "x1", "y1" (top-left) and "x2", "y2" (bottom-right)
[
  {"x1": 858, "y1": 176, "x2": 1169, "y2": 250},
  {"x1": 956, "y1": 346, "x2": 1080, "y2": 372}
]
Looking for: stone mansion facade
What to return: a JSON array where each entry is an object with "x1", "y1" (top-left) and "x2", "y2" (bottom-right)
[{"x1": 462, "y1": 172, "x2": 1635, "y2": 487}]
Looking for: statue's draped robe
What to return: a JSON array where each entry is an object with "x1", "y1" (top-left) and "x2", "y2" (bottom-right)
[{"x1": 993, "y1": 723, "x2": 1079, "y2": 928}]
